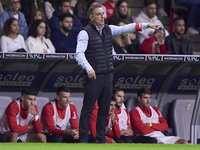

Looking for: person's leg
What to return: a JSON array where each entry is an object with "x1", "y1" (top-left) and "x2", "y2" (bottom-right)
[
  {"x1": 79, "y1": 74, "x2": 104, "y2": 143},
  {"x1": 62, "y1": 134, "x2": 79, "y2": 143},
  {"x1": 132, "y1": 136, "x2": 158, "y2": 143},
  {"x1": 25, "y1": 133, "x2": 46, "y2": 143},
  {"x1": 113, "y1": 136, "x2": 126, "y2": 143},
  {"x1": 0, "y1": 133, "x2": 7, "y2": 142},
  {"x1": 96, "y1": 73, "x2": 113, "y2": 143},
  {"x1": 44, "y1": 133, "x2": 62, "y2": 143},
  {"x1": 175, "y1": 139, "x2": 189, "y2": 144},
  {"x1": 3, "y1": 132, "x2": 18, "y2": 142}
]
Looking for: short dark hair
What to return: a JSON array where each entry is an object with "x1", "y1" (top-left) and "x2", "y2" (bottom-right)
[
  {"x1": 111, "y1": 97, "x2": 116, "y2": 102},
  {"x1": 173, "y1": 17, "x2": 184, "y2": 24},
  {"x1": 87, "y1": 3, "x2": 101, "y2": 16},
  {"x1": 58, "y1": 0, "x2": 70, "y2": 7},
  {"x1": 57, "y1": 86, "x2": 71, "y2": 95},
  {"x1": 21, "y1": 88, "x2": 37, "y2": 96},
  {"x1": 1, "y1": 18, "x2": 18, "y2": 36},
  {"x1": 29, "y1": 19, "x2": 50, "y2": 38},
  {"x1": 113, "y1": 18, "x2": 126, "y2": 26},
  {"x1": 137, "y1": 88, "x2": 152, "y2": 97},
  {"x1": 59, "y1": 13, "x2": 74, "y2": 22},
  {"x1": 144, "y1": 0, "x2": 157, "y2": 7},
  {"x1": 113, "y1": 87, "x2": 124, "y2": 96}
]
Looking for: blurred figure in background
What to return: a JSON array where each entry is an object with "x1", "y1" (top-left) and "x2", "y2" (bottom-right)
[
  {"x1": 26, "y1": 19, "x2": 55, "y2": 53},
  {"x1": 1, "y1": 18, "x2": 26, "y2": 52},
  {"x1": 20, "y1": 0, "x2": 44, "y2": 26},
  {"x1": 0, "y1": 0, "x2": 28, "y2": 40},
  {"x1": 44, "y1": 0, "x2": 58, "y2": 20},
  {"x1": 101, "y1": 0, "x2": 117, "y2": 22},
  {"x1": 165, "y1": 17, "x2": 193, "y2": 55},
  {"x1": 139, "y1": 27, "x2": 168, "y2": 54},
  {"x1": 112, "y1": 18, "x2": 140, "y2": 54}
]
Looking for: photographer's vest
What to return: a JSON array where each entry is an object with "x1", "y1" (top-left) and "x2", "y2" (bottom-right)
[{"x1": 83, "y1": 22, "x2": 113, "y2": 73}]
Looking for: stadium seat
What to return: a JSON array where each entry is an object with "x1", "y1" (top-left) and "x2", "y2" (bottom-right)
[
  {"x1": 36, "y1": 97, "x2": 50, "y2": 117},
  {"x1": 170, "y1": 99, "x2": 195, "y2": 141},
  {"x1": 0, "y1": 96, "x2": 12, "y2": 118},
  {"x1": 124, "y1": 97, "x2": 158, "y2": 112}
]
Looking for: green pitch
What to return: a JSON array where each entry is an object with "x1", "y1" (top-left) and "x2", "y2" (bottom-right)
[{"x1": 0, "y1": 143, "x2": 199, "y2": 150}]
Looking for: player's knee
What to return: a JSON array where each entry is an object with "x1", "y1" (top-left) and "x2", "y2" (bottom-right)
[
  {"x1": 38, "y1": 133, "x2": 47, "y2": 143},
  {"x1": 10, "y1": 132, "x2": 18, "y2": 142}
]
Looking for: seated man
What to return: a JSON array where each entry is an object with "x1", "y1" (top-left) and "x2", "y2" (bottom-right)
[
  {"x1": 51, "y1": 13, "x2": 77, "y2": 53},
  {"x1": 89, "y1": 99, "x2": 119, "y2": 143},
  {"x1": 165, "y1": 17, "x2": 193, "y2": 55},
  {"x1": 134, "y1": 0, "x2": 169, "y2": 44},
  {"x1": 130, "y1": 87, "x2": 189, "y2": 144},
  {"x1": 49, "y1": 0, "x2": 82, "y2": 34},
  {"x1": 113, "y1": 87, "x2": 157, "y2": 143},
  {"x1": 0, "y1": 89, "x2": 46, "y2": 142},
  {"x1": 41, "y1": 86, "x2": 79, "y2": 143}
]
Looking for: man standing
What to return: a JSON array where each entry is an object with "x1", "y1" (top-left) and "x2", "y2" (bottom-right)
[
  {"x1": 76, "y1": 4, "x2": 160, "y2": 143},
  {"x1": 51, "y1": 13, "x2": 77, "y2": 53},
  {"x1": 134, "y1": 0, "x2": 169, "y2": 44},
  {"x1": 0, "y1": 89, "x2": 46, "y2": 142},
  {"x1": 42, "y1": 86, "x2": 79, "y2": 143},
  {"x1": 130, "y1": 88, "x2": 189, "y2": 144},
  {"x1": 49, "y1": 0, "x2": 82, "y2": 34},
  {"x1": 165, "y1": 17, "x2": 193, "y2": 55}
]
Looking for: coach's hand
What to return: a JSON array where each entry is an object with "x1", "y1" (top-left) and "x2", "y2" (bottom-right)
[
  {"x1": 87, "y1": 69, "x2": 96, "y2": 79},
  {"x1": 148, "y1": 24, "x2": 162, "y2": 30}
]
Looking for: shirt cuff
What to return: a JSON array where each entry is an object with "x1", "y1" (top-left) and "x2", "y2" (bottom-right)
[
  {"x1": 142, "y1": 23, "x2": 149, "y2": 30},
  {"x1": 34, "y1": 115, "x2": 39, "y2": 121},
  {"x1": 85, "y1": 65, "x2": 93, "y2": 73}
]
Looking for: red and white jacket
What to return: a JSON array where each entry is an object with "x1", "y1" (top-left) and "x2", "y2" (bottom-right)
[
  {"x1": 41, "y1": 101, "x2": 78, "y2": 136},
  {"x1": 0, "y1": 100, "x2": 42, "y2": 134}
]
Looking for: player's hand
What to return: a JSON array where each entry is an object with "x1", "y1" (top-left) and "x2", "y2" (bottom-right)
[
  {"x1": 28, "y1": 105, "x2": 38, "y2": 116},
  {"x1": 28, "y1": 118, "x2": 34, "y2": 129},
  {"x1": 123, "y1": 127, "x2": 133, "y2": 136},
  {"x1": 87, "y1": 69, "x2": 96, "y2": 79},
  {"x1": 110, "y1": 112, "x2": 115, "y2": 124},
  {"x1": 148, "y1": 24, "x2": 162, "y2": 30}
]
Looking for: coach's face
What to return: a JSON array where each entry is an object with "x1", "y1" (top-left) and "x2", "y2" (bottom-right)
[
  {"x1": 90, "y1": 7, "x2": 104, "y2": 29},
  {"x1": 138, "y1": 93, "x2": 151, "y2": 108},
  {"x1": 21, "y1": 95, "x2": 36, "y2": 109},
  {"x1": 57, "y1": 92, "x2": 70, "y2": 108}
]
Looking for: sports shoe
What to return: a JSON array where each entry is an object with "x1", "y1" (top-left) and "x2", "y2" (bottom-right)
[{"x1": 187, "y1": 27, "x2": 199, "y2": 35}]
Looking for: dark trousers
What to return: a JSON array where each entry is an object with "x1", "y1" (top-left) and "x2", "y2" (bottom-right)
[
  {"x1": 44, "y1": 133, "x2": 78, "y2": 143},
  {"x1": 113, "y1": 135, "x2": 157, "y2": 143},
  {"x1": 79, "y1": 73, "x2": 113, "y2": 143},
  {"x1": 0, "y1": 133, "x2": 7, "y2": 142}
]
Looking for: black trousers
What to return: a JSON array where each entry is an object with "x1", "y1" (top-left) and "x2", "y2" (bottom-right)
[
  {"x1": 44, "y1": 133, "x2": 78, "y2": 143},
  {"x1": 79, "y1": 73, "x2": 113, "y2": 143},
  {"x1": 0, "y1": 133, "x2": 7, "y2": 142},
  {"x1": 113, "y1": 135, "x2": 157, "y2": 143}
]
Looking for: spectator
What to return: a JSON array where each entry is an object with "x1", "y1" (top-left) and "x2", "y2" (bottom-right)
[
  {"x1": 0, "y1": 0, "x2": 28, "y2": 40},
  {"x1": 20, "y1": 0, "x2": 44, "y2": 26},
  {"x1": 112, "y1": 18, "x2": 140, "y2": 54},
  {"x1": 134, "y1": 0, "x2": 169, "y2": 44},
  {"x1": 0, "y1": 0, "x2": 4, "y2": 16},
  {"x1": 101, "y1": 0, "x2": 117, "y2": 22},
  {"x1": 108, "y1": 0, "x2": 132, "y2": 25},
  {"x1": 51, "y1": 13, "x2": 77, "y2": 53},
  {"x1": 175, "y1": 0, "x2": 200, "y2": 34},
  {"x1": 130, "y1": 88, "x2": 189, "y2": 144},
  {"x1": 49, "y1": 0, "x2": 82, "y2": 34},
  {"x1": 26, "y1": 19, "x2": 55, "y2": 53},
  {"x1": 41, "y1": 86, "x2": 79, "y2": 143},
  {"x1": 74, "y1": 0, "x2": 97, "y2": 26},
  {"x1": 1, "y1": 18, "x2": 26, "y2": 52},
  {"x1": 165, "y1": 17, "x2": 193, "y2": 55},
  {"x1": 44, "y1": 0, "x2": 57, "y2": 20},
  {"x1": 139, "y1": 27, "x2": 168, "y2": 54},
  {"x1": 31, "y1": 10, "x2": 47, "y2": 25},
  {"x1": 0, "y1": 89, "x2": 46, "y2": 142}
]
